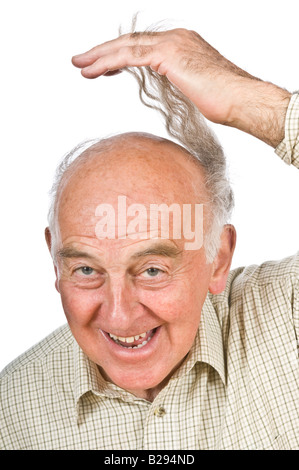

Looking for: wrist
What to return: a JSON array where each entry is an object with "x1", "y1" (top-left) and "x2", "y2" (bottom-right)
[{"x1": 227, "y1": 79, "x2": 291, "y2": 147}]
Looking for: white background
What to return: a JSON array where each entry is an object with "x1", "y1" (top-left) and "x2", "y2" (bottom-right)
[{"x1": 0, "y1": 0, "x2": 298, "y2": 370}]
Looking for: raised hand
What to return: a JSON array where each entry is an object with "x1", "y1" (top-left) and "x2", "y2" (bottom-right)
[{"x1": 72, "y1": 28, "x2": 291, "y2": 147}]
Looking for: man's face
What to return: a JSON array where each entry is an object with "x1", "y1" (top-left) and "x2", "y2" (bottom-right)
[{"x1": 51, "y1": 135, "x2": 217, "y2": 400}]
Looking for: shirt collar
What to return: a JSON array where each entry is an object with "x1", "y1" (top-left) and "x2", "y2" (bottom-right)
[
  {"x1": 169, "y1": 294, "x2": 226, "y2": 385},
  {"x1": 197, "y1": 294, "x2": 226, "y2": 384},
  {"x1": 73, "y1": 340, "x2": 118, "y2": 408},
  {"x1": 73, "y1": 294, "x2": 226, "y2": 421}
]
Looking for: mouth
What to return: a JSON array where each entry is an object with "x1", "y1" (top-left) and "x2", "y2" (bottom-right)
[{"x1": 106, "y1": 328, "x2": 157, "y2": 349}]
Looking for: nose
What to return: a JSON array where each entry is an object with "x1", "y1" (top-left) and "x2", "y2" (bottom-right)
[{"x1": 101, "y1": 275, "x2": 143, "y2": 334}]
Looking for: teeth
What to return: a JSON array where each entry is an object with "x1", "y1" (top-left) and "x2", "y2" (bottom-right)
[
  {"x1": 108, "y1": 330, "x2": 154, "y2": 349},
  {"x1": 125, "y1": 336, "x2": 135, "y2": 343},
  {"x1": 135, "y1": 333, "x2": 146, "y2": 340},
  {"x1": 109, "y1": 331, "x2": 148, "y2": 343}
]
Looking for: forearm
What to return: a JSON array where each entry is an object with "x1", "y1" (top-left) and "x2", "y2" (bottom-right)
[
  {"x1": 72, "y1": 28, "x2": 292, "y2": 149},
  {"x1": 226, "y1": 78, "x2": 291, "y2": 148}
]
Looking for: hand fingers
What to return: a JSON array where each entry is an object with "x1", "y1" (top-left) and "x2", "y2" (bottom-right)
[
  {"x1": 79, "y1": 44, "x2": 156, "y2": 78},
  {"x1": 72, "y1": 32, "x2": 163, "y2": 69}
]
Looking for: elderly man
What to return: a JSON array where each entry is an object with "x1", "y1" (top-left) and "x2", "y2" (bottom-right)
[{"x1": 0, "y1": 28, "x2": 298, "y2": 450}]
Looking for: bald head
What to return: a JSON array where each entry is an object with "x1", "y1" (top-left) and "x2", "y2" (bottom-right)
[
  {"x1": 47, "y1": 131, "x2": 232, "y2": 267},
  {"x1": 47, "y1": 133, "x2": 209, "y2": 256},
  {"x1": 58, "y1": 132, "x2": 206, "y2": 199}
]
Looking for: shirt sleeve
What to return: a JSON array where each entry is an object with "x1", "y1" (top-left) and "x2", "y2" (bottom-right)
[{"x1": 275, "y1": 92, "x2": 299, "y2": 168}]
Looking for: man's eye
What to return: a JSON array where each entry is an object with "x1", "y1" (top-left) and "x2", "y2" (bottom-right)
[
  {"x1": 143, "y1": 268, "x2": 162, "y2": 277},
  {"x1": 79, "y1": 266, "x2": 94, "y2": 276}
]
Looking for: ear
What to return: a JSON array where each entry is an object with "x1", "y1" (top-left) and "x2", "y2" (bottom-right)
[
  {"x1": 45, "y1": 227, "x2": 52, "y2": 253},
  {"x1": 208, "y1": 224, "x2": 236, "y2": 295},
  {"x1": 45, "y1": 227, "x2": 60, "y2": 293}
]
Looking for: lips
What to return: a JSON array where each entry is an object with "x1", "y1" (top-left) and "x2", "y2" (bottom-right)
[{"x1": 107, "y1": 328, "x2": 156, "y2": 349}]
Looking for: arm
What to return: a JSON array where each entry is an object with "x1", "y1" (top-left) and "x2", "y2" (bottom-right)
[
  {"x1": 72, "y1": 28, "x2": 291, "y2": 148},
  {"x1": 275, "y1": 93, "x2": 299, "y2": 167}
]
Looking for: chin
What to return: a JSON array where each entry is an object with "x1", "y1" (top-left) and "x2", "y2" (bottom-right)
[{"x1": 101, "y1": 365, "x2": 169, "y2": 400}]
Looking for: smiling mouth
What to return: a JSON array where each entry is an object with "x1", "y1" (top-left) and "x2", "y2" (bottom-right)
[{"x1": 107, "y1": 328, "x2": 157, "y2": 349}]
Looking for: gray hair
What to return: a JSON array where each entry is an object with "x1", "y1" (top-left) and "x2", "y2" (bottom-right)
[
  {"x1": 123, "y1": 64, "x2": 234, "y2": 262},
  {"x1": 48, "y1": 30, "x2": 234, "y2": 264}
]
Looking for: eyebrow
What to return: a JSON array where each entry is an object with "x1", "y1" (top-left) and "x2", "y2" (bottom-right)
[
  {"x1": 57, "y1": 247, "x2": 96, "y2": 260},
  {"x1": 57, "y1": 243, "x2": 182, "y2": 261},
  {"x1": 131, "y1": 243, "x2": 182, "y2": 259}
]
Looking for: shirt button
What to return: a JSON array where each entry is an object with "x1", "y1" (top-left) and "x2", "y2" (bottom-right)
[{"x1": 154, "y1": 406, "x2": 166, "y2": 417}]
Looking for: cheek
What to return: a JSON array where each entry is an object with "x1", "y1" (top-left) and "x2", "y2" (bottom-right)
[
  {"x1": 140, "y1": 262, "x2": 211, "y2": 323},
  {"x1": 58, "y1": 281, "x2": 100, "y2": 325},
  {"x1": 138, "y1": 281, "x2": 204, "y2": 323}
]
